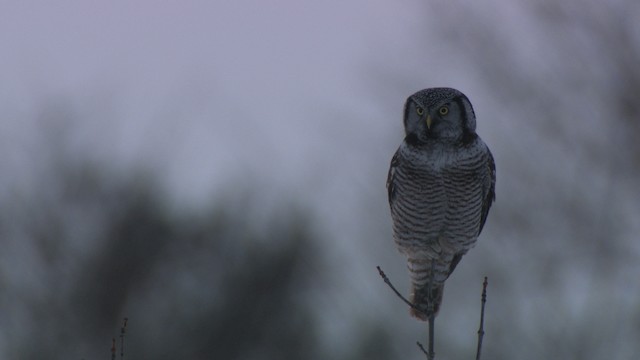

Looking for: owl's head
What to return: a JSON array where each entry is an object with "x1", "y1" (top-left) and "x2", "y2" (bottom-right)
[{"x1": 403, "y1": 88, "x2": 476, "y2": 144}]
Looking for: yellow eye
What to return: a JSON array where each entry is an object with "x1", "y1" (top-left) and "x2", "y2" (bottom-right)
[
  {"x1": 416, "y1": 107, "x2": 424, "y2": 116},
  {"x1": 439, "y1": 106, "x2": 449, "y2": 116}
]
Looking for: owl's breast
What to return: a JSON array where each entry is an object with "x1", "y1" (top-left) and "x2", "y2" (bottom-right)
[{"x1": 390, "y1": 143, "x2": 485, "y2": 252}]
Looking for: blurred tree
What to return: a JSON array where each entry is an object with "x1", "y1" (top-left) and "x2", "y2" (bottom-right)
[{"x1": 0, "y1": 129, "x2": 397, "y2": 359}]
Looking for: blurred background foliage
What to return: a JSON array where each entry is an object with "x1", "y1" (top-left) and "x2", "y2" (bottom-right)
[
  {"x1": 1, "y1": 0, "x2": 639, "y2": 359},
  {"x1": 1, "y1": 148, "x2": 397, "y2": 360}
]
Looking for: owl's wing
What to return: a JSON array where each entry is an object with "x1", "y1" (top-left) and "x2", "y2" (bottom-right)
[
  {"x1": 386, "y1": 150, "x2": 401, "y2": 205},
  {"x1": 478, "y1": 149, "x2": 496, "y2": 235}
]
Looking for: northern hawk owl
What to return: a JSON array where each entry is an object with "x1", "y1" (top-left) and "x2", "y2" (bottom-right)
[{"x1": 386, "y1": 88, "x2": 495, "y2": 320}]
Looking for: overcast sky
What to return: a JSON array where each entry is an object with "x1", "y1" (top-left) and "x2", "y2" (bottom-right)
[{"x1": 0, "y1": 0, "x2": 506, "y2": 205}]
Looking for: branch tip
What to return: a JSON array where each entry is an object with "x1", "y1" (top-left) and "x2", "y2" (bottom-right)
[{"x1": 376, "y1": 266, "x2": 420, "y2": 312}]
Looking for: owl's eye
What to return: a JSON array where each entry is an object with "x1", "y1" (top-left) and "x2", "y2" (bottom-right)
[
  {"x1": 416, "y1": 107, "x2": 424, "y2": 116},
  {"x1": 438, "y1": 106, "x2": 449, "y2": 116}
]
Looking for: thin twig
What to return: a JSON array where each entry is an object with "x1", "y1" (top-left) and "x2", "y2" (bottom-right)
[
  {"x1": 120, "y1": 317, "x2": 128, "y2": 360},
  {"x1": 475, "y1": 277, "x2": 488, "y2": 360},
  {"x1": 376, "y1": 266, "x2": 423, "y2": 314},
  {"x1": 378, "y1": 265, "x2": 435, "y2": 359},
  {"x1": 417, "y1": 341, "x2": 429, "y2": 356},
  {"x1": 111, "y1": 338, "x2": 116, "y2": 360}
]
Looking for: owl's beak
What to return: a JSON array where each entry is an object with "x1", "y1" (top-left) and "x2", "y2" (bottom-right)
[{"x1": 426, "y1": 115, "x2": 433, "y2": 129}]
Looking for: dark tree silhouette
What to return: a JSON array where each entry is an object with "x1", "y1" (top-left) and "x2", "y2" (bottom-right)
[{"x1": 2, "y1": 136, "x2": 397, "y2": 359}]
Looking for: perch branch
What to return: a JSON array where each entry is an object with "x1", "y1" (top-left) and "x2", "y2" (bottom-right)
[{"x1": 418, "y1": 261, "x2": 436, "y2": 360}]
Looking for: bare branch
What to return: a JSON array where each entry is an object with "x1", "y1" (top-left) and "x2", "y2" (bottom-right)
[
  {"x1": 475, "y1": 277, "x2": 488, "y2": 360},
  {"x1": 377, "y1": 265, "x2": 435, "y2": 359},
  {"x1": 427, "y1": 261, "x2": 435, "y2": 360},
  {"x1": 376, "y1": 266, "x2": 423, "y2": 314},
  {"x1": 120, "y1": 317, "x2": 128, "y2": 360},
  {"x1": 417, "y1": 341, "x2": 429, "y2": 357},
  {"x1": 378, "y1": 266, "x2": 489, "y2": 359}
]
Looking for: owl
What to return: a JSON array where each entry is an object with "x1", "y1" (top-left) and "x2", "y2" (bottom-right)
[{"x1": 386, "y1": 88, "x2": 495, "y2": 320}]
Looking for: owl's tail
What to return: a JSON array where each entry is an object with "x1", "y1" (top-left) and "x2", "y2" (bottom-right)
[
  {"x1": 407, "y1": 257, "x2": 449, "y2": 321},
  {"x1": 409, "y1": 282, "x2": 445, "y2": 320}
]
